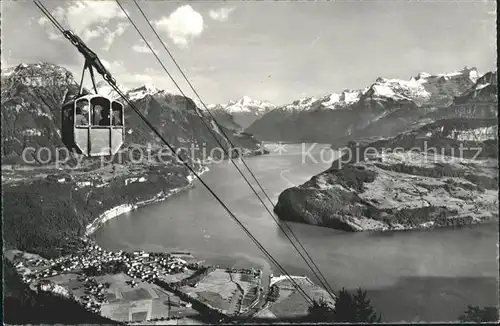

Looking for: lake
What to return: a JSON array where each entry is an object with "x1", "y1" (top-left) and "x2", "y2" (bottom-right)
[{"x1": 95, "y1": 143, "x2": 498, "y2": 322}]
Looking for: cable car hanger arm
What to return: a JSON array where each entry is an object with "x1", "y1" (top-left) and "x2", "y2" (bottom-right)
[
  {"x1": 62, "y1": 30, "x2": 117, "y2": 88},
  {"x1": 77, "y1": 60, "x2": 99, "y2": 96}
]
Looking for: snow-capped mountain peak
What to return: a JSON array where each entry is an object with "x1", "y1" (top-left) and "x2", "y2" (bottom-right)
[
  {"x1": 246, "y1": 67, "x2": 495, "y2": 144},
  {"x1": 320, "y1": 93, "x2": 341, "y2": 106},
  {"x1": 314, "y1": 89, "x2": 366, "y2": 110},
  {"x1": 1, "y1": 66, "x2": 16, "y2": 78},
  {"x1": 126, "y1": 84, "x2": 162, "y2": 101},
  {"x1": 414, "y1": 72, "x2": 432, "y2": 81},
  {"x1": 364, "y1": 68, "x2": 481, "y2": 105},
  {"x1": 234, "y1": 95, "x2": 276, "y2": 110},
  {"x1": 463, "y1": 67, "x2": 480, "y2": 83},
  {"x1": 1, "y1": 62, "x2": 75, "y2": 88},
  {"x1": 282, "y1": 96, "x2": 318, "y2": 111},
  {"x1": 413, "y1": 67, "x2": 480, "y2": 83},
  {"x1": 205, "y1": 96, "x2": 277, "y2": 129},
  {"x1": 279, "y1": 89, "x2": 365, "y2": 112},
  {"x1": 365, "y1": 77, "x2": 432, "y2": 103},
  {"x1": 95, "y1": 80, "x2": 128, "y2": 99},
  {"x1": 236, "y1": 95, "x2": 254, "y2": 106},
  {"x1": 211, "y1": 96, "x2": 277, "y2": 114}
]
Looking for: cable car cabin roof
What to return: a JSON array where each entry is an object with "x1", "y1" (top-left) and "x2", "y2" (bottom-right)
[
  {"x1": 62, "y1": 94, "x2": 123, "y2": 107},
  {"x1": 62, "y1": 95, "x2": 125, "y2": 126}
]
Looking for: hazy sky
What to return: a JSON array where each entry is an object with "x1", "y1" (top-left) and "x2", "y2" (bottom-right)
[{"x1": 1, "y1": 0, "x2": 496, "y2": 105}]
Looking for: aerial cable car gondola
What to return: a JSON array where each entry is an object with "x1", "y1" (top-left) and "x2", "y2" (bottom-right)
[
  {"x1": 61, "y1": 30, "x2": 125, "y2": 157},
  {"x1": 34, "y1": 0, "x2": 321, "y2": 307}
]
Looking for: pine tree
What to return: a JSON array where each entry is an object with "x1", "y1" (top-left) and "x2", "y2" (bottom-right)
[
  {"x1": 352, "y1": 288, "x2": 382, "y2": 323},
  {"x1": 307, "y1": 287, "x2": 382, "y2": 323},
  {"x1": 308, "y1": 297, "x2": 335, "y2": 322},
  {"x1": 332, "y1": 288, "x2": 357, "y2": 322}
]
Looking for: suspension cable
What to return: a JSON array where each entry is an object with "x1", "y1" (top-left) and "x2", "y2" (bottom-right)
[
  {"x1": 123, "y1": 0, "x2": 336, "y2": 300},
  {"x1": 35, "y1": 1, "x2": 65, "y2": 33},
  {"x1": 110, "y1": 82, "x2": 315, "y2": 306},
  {"x1": 33, "y1": 0, "x2": 314, "y2": 306}
]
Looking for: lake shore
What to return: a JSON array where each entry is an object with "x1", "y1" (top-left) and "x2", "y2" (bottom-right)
[
  {"x1": 84, "y1": 169, "x2": 207, "y2": 237},
  {"x1": 94, "y1": 143, "x2": 498, "y2": 322},
  {"x1": 84, "y1": 147, "x2": 270, "y2": 237}
]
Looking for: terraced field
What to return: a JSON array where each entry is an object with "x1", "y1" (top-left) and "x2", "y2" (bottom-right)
[
  {"x1": 96, "y1": 274, "x2": 196, "y2": 322},
  {"x1": 179, "y1": 269, "x2": 262, "y2": 316},
  {"x1": 157, "y1": 269, "x2": 197, "y2": 284},
  {"x1": 227, "y1": 288, "x2": 242, "y2": 315},
  {"x1": 267, "y1": 277, "x2": 336, "y2": 319}
]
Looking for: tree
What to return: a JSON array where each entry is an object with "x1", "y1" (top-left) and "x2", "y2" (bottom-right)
[
  {"x1": 307, "y1": 287, "x2": 382, "y2": 323},
  {"x1": 308, "y1": 297, "x2": 335, "y2": 322},
  {"x1": 459, "y1": 305, "x2": 499, "y2": 323},
  {"x1": 350, "y1": 288, "x2": 382, "y2": 323}
]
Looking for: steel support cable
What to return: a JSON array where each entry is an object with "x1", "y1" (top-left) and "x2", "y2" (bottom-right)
[
  {"x1": 125, "y1": 0, "x2": 336, "y2": 300},
  {"x1": 33, "y1": 0, "x2": 314, "y2": 306},
  {"x1": 120, "y1": 0, "x2": 336, "y2": 299},
  {"x1": 108, "y1": 84, "x2": 315, "y2": 306},
  {"x1": 34, "y1": 1, "x2": 65, "y2": 33},
  {"x1": 131, "y1": 0, "x2": 336, "y2": 299}
]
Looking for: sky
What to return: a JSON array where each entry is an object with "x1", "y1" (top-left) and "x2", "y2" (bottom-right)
[{"x1": 1, "y1": 0, "x2": 497, "y2": 105}]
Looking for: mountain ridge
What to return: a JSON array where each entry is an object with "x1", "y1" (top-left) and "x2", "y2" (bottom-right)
[
  {"x1": 245, "y1": 67, "x2": 496, "y2": 143},
  {"x1": 1, "y1": 62, "x2": 264, "y2": 166},
  {"x1": 207, "y1": 95, "x2": 277, "y2": 129}
]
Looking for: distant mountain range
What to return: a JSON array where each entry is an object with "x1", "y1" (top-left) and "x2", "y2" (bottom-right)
[
  {"x1": 207, "y1": 96, "x2": 276, "y2": 129},
  {"x1": 244, "y1": 67, "x2": 497, "y2": 144},
  {"x1": 3, "y1": 63, "x2": 496, "y2": 166},
  {"x1": 0, "y1": 63, "x2": 263, "y2": 165}
]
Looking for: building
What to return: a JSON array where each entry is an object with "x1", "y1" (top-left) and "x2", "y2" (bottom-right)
[{"x1": 46, "y1": 173, "x2": 72, "y2": 183}]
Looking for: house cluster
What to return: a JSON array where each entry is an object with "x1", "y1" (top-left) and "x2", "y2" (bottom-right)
[
  {"x1": 11, "y1": 244, "x2": 204, "y2": 316},
  {"x1": 45, "y1": 172, "x2": 108, "y2": 189},
  {"x1": 76, "y1": 180, "x2": 93, "y2": 187},
  {"x1": 126, "y1": 279, "x2": 138, "y2": 288},
  {"x1": 124, "y1": 176, "x2": 147, "y2": 186},
  {"x1": 78, "y1": 276, "x2": 110, "y2": 312},
  {"x1": 36, "y1": 279, "x2": 71, "y2": 296},
  {"x1": 75, "y1": 174, "x2": 108, "y2": 188},
  {"x1": 126, "y1": 251, "x2": 190, "y2": 282},
  {"x1": 19, "y1": 254, "x2": 72, "y2": 284},
  {"x1": 13, "y1": 256, "x2": 46, "y2": 279},
  {"x1": 46, "y1": 173, "x2": 72, "y2": 183},
  {"x1": 16, "y1": 244, "x2": 195, "y2": 292},
  {"x1": 54, "y1": 245, "x2": 124, "y2": 274},
  {"x1": 225, "y1": 267, "x2": 262, "y2": 278}
]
